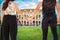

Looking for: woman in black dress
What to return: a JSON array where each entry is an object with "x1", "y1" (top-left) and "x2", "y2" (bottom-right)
[{"x1": 1, "y1": 0, "x2": 22, "y2": 40}]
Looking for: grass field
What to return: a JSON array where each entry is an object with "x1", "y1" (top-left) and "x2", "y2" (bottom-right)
[{"x1": 17, "y1": 26, "x2": 60, "y2": 40}]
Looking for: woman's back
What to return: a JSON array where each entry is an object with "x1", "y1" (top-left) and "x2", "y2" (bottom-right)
[{"x1": 4, "y1": 1, "x2": 16, "y2": 15}]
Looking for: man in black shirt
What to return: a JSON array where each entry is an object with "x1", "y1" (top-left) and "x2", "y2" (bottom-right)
[
  {"x1": 29, "y1": 0, "x2": 60, "y2": 40},
  {"x1": 42, "y1": 0, "x2": 57, "y2": 40}
]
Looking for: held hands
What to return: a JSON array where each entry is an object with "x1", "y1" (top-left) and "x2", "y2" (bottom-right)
[
  {"x1": 24, "y1": 13, "x2": 34, "y2": 22},
  {"x1": 18, "y1": 11, "x2": 34, "y2": 23},
  {"x1": 26, "y1": 15, "x2": 34, "y2": 22}
]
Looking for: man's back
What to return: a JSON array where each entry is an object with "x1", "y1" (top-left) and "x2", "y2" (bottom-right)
[{"x1": 43, "y1": 0, "x2": 56, "y2": 12}]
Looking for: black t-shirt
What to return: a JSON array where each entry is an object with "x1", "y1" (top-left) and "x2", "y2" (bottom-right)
[{"x1": 42, "y1": 0, "x2": 56, "y2": 13}]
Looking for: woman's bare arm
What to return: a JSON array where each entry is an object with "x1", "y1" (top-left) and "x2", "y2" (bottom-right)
[
  {"x1": 13, "y1": 2, "x2": 24, "y2": 17},
  {"x1": 1, "y1": 10, "x2": 4, "y2": 24},
  {"x1": 13, "y1": 2, "x2": 28, "y2": 21}
]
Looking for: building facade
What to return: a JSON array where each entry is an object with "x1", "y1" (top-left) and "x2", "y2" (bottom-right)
[{"x1": 17, "y1": 9, "x2": 42, "y2": 26}]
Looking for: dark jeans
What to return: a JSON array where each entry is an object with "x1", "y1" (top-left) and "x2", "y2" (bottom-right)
[
  {"x1": 42, "y1": 12, "x2": 58, "y2": 40},
  {"x1": 1, "y1": 15, "x2": 17, "y2": 40}
]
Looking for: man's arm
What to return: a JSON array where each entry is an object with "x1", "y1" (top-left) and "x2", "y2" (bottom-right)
[
  {"x1": 32, "y1": 2, "x2": 42, "y2": 17},
  {"x1": 56, "y1": 1, "x2": 60, "y2": 24},
  {"x1": 56, "y1": 1, "x2": 60, "y2": 18}
]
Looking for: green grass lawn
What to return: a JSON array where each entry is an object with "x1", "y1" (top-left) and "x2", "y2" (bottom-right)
[{"x1": 17, "y1": 26, "x2": 60, "y2": 40}]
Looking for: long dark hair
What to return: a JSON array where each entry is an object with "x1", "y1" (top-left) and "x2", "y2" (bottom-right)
[{"x1": 2, "y1": 0, "x2": 14, "y2": 10}]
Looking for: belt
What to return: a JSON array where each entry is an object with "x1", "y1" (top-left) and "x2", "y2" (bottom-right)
[{"x1": 4, "y1": 13, "x2": 16, "y2": 15}]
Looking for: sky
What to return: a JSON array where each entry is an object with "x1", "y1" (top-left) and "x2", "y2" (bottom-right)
[
  {"x1": 0, "y1": 0, "x2": 60, "y2": 9},
  {"x1": 0, "y1": 0, "x2": 60, "y2": 15},
  {"x1": 0, "y1": 0, "x2": 38, "y2": 15},
  {"x1": 15, "y1": 0, "x2": 38, "y2": 9},
  {"x1": 0, "y1": 0, "x2": 39, "y2": 15},
  {"x1": 0, "y1": 0, "x2": 38, "y2": 9}
]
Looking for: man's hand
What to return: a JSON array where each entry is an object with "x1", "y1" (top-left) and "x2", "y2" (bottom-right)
[
  {"x1": 25, "y1": 14, "x2": 34, "y2": 22},
  {"x1": 57, "y1": 17, "x2": 60, "y2": 24}
]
